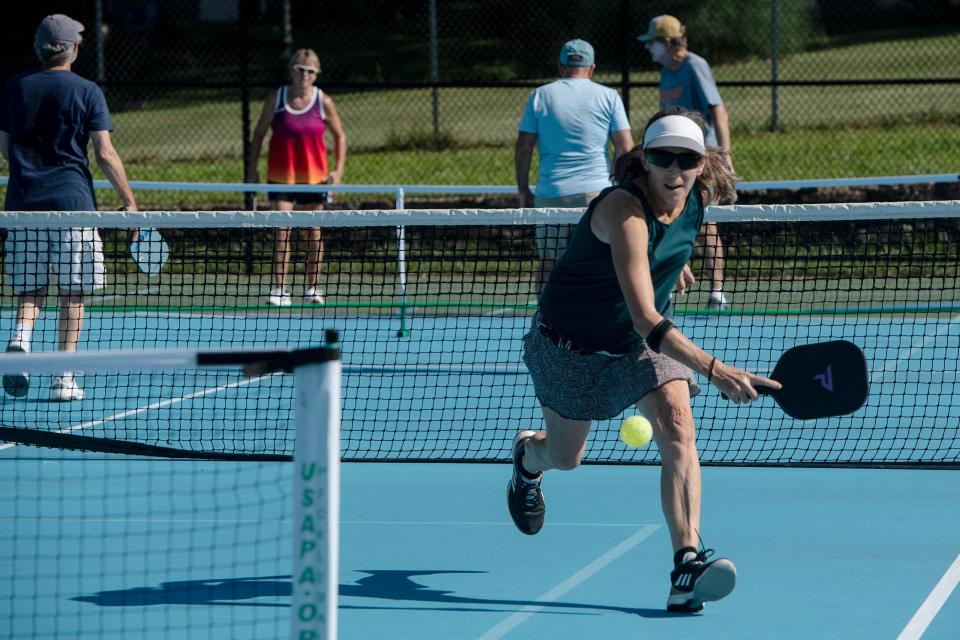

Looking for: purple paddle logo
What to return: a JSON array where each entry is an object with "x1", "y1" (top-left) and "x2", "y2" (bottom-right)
[{"x1": 814, "y1": 365, "x2": 834, "y2": 392}]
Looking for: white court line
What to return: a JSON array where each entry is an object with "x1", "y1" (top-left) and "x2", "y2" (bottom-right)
[
  {"x1": 897, "y1": 553, "x2": 960, "y2": 640},
  {"x1": 869, "y1": 313, "x2": 960, "y2": 386},
  {"x1": 478, "y1": 525, "x2": 660, "y2": 640},
  {"x1": 485, "y1": 305, "x2": 533, "y2": 318},
  {"x1": 0, "y1": 372, "x2": 278, "y2": 451}
]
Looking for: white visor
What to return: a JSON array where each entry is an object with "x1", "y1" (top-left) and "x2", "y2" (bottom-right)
[{"x1": 642, "y1": 115, "x2": 706, "y2": 155}]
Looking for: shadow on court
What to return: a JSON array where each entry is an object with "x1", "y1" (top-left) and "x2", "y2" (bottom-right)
[
  {"x1": 72, "y1": 569, "x2": 683, "y2": 618},
  {"x1": 72, "y1": 576, "x2": 290, "y2": 608}
]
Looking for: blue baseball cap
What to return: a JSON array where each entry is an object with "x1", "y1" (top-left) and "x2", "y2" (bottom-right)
[
  {"x1": 558, "y1": 39, "x2": 595, "y2": 67},
  {"x1": 35, "y1": 14, "x2": 84, "y2": 46}
]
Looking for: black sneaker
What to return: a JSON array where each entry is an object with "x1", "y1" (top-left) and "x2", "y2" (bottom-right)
[
  {"x1": 2, "y1": 342, "x2": 30, "y2": 398},
  {"x1": 666, "y1": 546, "x2": 737, "y2": 612},
  {"x1": 506, "y1": 430, "x2": 545, "y2": 535}
]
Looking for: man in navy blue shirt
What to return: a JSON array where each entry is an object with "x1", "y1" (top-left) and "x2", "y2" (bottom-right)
[{"x1": 0, "y1": 14, "x2": 137, "y2": 401}]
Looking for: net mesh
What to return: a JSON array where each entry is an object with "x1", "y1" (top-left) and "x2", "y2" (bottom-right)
[
  {"x1": 1, "y1": 203, "x2": 960, "y2": 467},
  {"x1": 4, "y1": 452, "x2": 292, "y2": 637},
  {"x1": 0, "y1": 349, "x2": 339, "y2": 639}
]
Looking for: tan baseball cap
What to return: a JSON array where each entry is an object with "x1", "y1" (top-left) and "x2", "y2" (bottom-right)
[{"x1": 637, "y1": 15, "x2": 684, "y2": 42}]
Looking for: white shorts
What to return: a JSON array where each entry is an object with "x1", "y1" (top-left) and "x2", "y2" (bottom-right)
[
  {"x1": 533, "y1": 192, "x2": 598, "y2": 261},
  {"x1": 5, "y1": 228, "x2": 106, "y2": 294}
]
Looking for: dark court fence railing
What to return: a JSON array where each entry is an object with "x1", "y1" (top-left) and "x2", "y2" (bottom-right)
[{"x1": 1, "y1": 0, "x2": 958, "y2": 193}]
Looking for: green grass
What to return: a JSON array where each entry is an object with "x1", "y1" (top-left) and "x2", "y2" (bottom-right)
[
  {"x1": 618, "y1": 32, "x2": 960, "y2": 83},
  {"x1": 733, "y1": 122, "x2": 960, "y2": 180},
  {"x1": 85, "y1": 118, "x2": 957, "y2": 210},
  {"x1": 721, "y1": 32, "x2": 960, "y2": 82},
  {"x1": 1, "y1": 32, "x2": 957, "y2": 209}
]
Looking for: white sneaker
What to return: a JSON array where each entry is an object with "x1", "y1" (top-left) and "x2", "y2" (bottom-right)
[
  {"x1": 304, "y1": 287, "x2": 326, "y2": 304},
  {"x1": 3, "y1": 341, "x2": 30, "y2": 398},
  {"x1": 266, "y1": 288, "x2": 292, "y2": 307},
  {"x1": 707, "y1": 291, "x2": 732, "y2": 308},
  {"x1": 51, "y1": 374, "x2": 85, "y2": 402}
]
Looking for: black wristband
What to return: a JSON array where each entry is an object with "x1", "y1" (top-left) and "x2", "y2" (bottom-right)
[{"x1": 646, "y1": 318, "x2": 675, "y2": 353}]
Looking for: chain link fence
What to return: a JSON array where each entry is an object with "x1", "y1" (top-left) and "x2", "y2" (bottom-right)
[{"x1": 1, "y1": 0, "x2": 958, "y2": 205}]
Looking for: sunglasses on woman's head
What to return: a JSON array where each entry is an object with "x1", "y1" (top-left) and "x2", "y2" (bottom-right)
[
  {"x1": 293, "y1": 64, "x2": 319, "y2": 75},
  {"x1": 645, "y1": 150, "x2": 702, "y2": 170}
]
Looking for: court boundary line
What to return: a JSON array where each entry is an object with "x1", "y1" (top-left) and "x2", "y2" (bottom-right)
[
  {"x1": 88, "y1": 285, "x2": 163, "y2": 304},
  {"x1": 897, "y1": 553, "x2": 960, "y2": 640},
  {"x1": 477, "y1": 524, "x2": 660, "y2": 640},
  {"x1": 0, "y1": 372, "x2": 278, "y2": 452},
  {"x1": 869, "y1": 313, "x2": 960, "y2": 387}
]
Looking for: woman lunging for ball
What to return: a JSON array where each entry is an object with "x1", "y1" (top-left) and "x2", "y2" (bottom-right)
[{"x1": 507, "y1": 107, "x2": 779, "y2": 612}]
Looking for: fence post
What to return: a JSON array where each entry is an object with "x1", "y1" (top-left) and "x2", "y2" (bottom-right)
[
  {"x1": 239, "y1": 1, "x2": 256, "y2": 219},
  {"x1": 283, "y1": 0, "x2": 293, "y2": 61},
  {"x1": 770, "y1": 0, "x2": 779, "y2": 131},
  {"x1": 620, "y1": 0, "x2": 632, "y2": 116},
  {"x1": 94, "y1": 0, "x2": 105, "y2": 83},
  {"x1": 429, "y1": 0, "x2": 441, "y2": 148}
]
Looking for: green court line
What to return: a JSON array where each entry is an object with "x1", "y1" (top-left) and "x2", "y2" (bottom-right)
[
  {"x1": 3, "y1": 302, "x2": 958, "y2": 315},
  {"x1": 675, "y1": 304, "x2": 960, "y2": 316}
]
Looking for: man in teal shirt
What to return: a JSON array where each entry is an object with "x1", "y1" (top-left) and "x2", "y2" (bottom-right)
[
  {"x1": 639, "y1": 15, "x2": 733, "y2": 308},
  {"x1": 515, "y1": 39, "x2": 634, "y2": 294}
]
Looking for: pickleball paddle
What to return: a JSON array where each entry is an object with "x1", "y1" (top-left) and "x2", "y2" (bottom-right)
[
  {"x1": 130, "y1": 228, "x2": 170, "y2": 276},
  {"x1": 724, "y1": 340, "x2": 868, "y2": 420}
]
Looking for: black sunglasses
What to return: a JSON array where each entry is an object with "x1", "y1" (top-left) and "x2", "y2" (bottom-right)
[{"x1": 646, "y1": 150, "x2": 702, "y2": 171}]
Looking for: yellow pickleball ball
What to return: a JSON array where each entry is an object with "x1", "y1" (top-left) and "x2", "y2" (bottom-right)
[{"x1": 620, "y1": 415, "x2": 653, "y2": 448}]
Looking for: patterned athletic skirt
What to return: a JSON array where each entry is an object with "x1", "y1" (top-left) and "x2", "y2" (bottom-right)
[{"x1": 522, "y1": 311, "x2": 699, "y2": 420}]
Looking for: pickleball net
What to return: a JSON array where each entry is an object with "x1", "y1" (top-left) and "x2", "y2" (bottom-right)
[
  {"x1": 0, "y1": 343, "x2": 342, "y2": 640},
  {"x1": 1, "y1": 201, "x2": 959, "y2": 467}
]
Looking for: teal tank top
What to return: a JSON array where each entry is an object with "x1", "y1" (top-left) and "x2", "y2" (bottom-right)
[{"x1": 538, "y1": 181, "x2": 704, "y2": 354}]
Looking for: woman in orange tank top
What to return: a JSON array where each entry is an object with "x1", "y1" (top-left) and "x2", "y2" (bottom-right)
[{"x1": 247, "y1": 48, "x2": 346, "y2": 306}]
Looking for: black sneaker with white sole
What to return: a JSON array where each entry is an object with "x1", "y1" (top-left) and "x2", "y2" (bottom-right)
[
  {"x1": 2, "y1": 342, "x2": 30, "y2": 398},
  {"x1": 506, "y1": 430, "x2": 545, "y2": 535},
  {"x1": 667, "y1": 546, "x2": 737, "y2": 613}
]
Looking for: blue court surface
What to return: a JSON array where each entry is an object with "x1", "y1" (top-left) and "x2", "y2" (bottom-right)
[
  {"x1": 3, "y1": 461, "x2": 959, "y2": 639},
  {"x1": 2, "y1": 310, "x2": 960, "y2": 638}
]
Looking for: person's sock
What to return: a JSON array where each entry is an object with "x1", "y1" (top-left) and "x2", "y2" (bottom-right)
[
  {"x1": 10, "y1": 324, "x2": 32, "y2": 349},
  {"x1": 674, "y1": 547, "x2": 698, "y2": 566},
  {"x1": 518, "y1": 447, "x2": 541, "y2": 481}
]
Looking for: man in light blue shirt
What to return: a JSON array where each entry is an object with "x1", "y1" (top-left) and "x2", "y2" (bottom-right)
[
  {"x1": 515, "y1": 39, "x2": 633, "y2": 292},
  {"x1": 639, "y1": 15, "x2": 733, "y2": 308}
]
